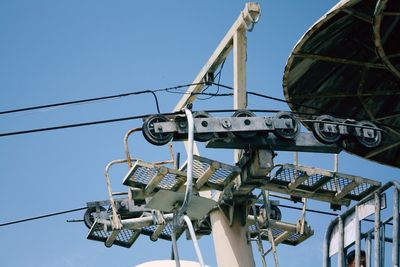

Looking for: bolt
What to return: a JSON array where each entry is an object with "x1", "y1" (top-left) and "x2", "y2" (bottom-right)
[
  {"x1": 244, "y1": 119, "x2": 251, "y2": 126},
  {"x1": 201, "y1": 120, "x2": 208, "y2": 127},
  {"x1": 156, "y1": 125, "x2": 163, "y2": 132},
  {"x1": 265, "y1": 118, "x2": 272, "y2": 126},
  {"x1": 179, "y1": 121, "x2": 187, "y2": 128},
  {"x1": 222, "y1": 119, "x2": 232, "y2": 129}
]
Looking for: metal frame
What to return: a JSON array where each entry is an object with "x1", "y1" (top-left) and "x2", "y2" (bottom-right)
[
  {"x1": 323, "y1": 180, "x2": 400, "y2": 267},
  {"x1": 146, "y1": 113, "x2": 382, "y2": 152}
]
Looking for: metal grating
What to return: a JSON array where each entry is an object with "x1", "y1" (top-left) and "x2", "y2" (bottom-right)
[
  {"x1": 264, "y1": 164, "x2": 381, "y2": 205},
  {"x1": 248, "y1": 225, "x2": 313, "y2": 246},
  {"x1": 122, "y1": 156, "x2": 239, "y2": 193},
  {"x1": 122, "y1": 161, "x2": 186, "y2": 193},
  {"x1": 209, "y1": 168, "x2": 233, "y2": 185},
  {"x1": 87, "y1": 220, "x2": 139, "y2": 248},
  {"x1": 158, "y1": 173, "x2": 181, "y2": 190},
  {"x1": 133, "y1": 165, "x2": 157, "y2": 186},
  {"x1": 182, "y1": 155, "x2": 241, "y2": 190},
  {"x1": 141, "y1": 222, "x2": 175, "y2": 240},
  {"x1": 87, "y1": 218, "x2": 184, "y2": 248}
]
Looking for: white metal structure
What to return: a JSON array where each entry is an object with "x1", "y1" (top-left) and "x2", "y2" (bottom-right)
[
  {"x1": 82, "y1": 2, "x2": 399, "y2": 267},
  {"x1": 172, "y1": 3, "x2": 261, "y2": 267}
]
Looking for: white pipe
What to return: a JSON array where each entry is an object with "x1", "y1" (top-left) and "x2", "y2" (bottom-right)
[
  {"x1": 179, "y1": 108, "x2": 194, "y2": 216},
  {"x1": 172, "y1": 107, "x2": 195, "y2": 267},
  {"x1": 171, "y1": 230, "x2": 181, "y2": 267},
  {"x1": 100, "y1": 213, "x2": 175, "y2": 231},
  {"x1": 183, "y1": 215, "x2": 205, "y2": 267}
]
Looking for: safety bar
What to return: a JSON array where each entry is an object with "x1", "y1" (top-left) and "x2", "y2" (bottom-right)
[{"x1": 99, "y1": 213, "x2": 175, "y2": 231}]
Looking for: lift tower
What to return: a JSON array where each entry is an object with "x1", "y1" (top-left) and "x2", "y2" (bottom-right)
[{"x1": 172, "y1": 3, "x2": 261, "y2": 266}]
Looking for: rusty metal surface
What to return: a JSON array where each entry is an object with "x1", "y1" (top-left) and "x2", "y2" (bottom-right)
[{"x1": 283, "y1": 0, "x2": 400, "y2": 167}]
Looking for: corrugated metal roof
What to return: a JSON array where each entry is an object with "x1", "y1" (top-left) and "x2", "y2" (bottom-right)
[{"x1": 284, "y1": 0, "x2": 400, "y2": 167}]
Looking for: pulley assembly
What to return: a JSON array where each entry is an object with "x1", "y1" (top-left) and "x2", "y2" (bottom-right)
[
  {"x1": 141, "y1": 110, "x2": 383, "y2": 150},
  {"x1": 142, "y1": 110, "x2": 301, "y2": 146},
  {"x1": 311, "y1": 115, "x2": 382, "y2": 148}
]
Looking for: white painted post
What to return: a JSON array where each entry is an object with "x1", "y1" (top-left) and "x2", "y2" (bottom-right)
[
  {"x1": 209, "y1": 12, "x2": 256, "y2": 267},
  {"x1": 210, "y1": 209, "x2": 255, "y2": 267},
  {"x1": 171, "y1": 3, "x2": 260, "y2": 266}
]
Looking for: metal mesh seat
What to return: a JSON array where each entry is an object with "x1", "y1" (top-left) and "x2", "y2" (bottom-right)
[
  {"x1": 122, "y1": 156, "x2": 240, "y2": 195},
  {"x1": 87, "y1": 215, "x2": 184, "y2": 248},
  {"x1": 180, "y1": 155, "x2": 241, "y2": 190},
  {"x1": 264, "y1": 164, "x2": 381, "y2": 206},
  {"x1": 87, "y1": 220, "x2": 140, "y2": 248},
  {"x1": 122, "y1": 160, "x2": 186, "y2": 194},
  {"x1": 248, "y1": 224, "x2": 313, "y2": 246}
]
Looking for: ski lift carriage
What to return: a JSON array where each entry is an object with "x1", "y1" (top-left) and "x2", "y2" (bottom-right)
[{"x1": 81, "y1": 1, "x2": 400, "y2": 266}]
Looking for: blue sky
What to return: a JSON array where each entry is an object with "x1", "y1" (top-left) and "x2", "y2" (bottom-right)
[{"x1": 0, "y1": 1, "x2": 398, "y2": 266}]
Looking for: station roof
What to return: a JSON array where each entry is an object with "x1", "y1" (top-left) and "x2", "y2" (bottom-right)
[{"x1": 283, "y1": 0, "x2": 400, "y2": 167}]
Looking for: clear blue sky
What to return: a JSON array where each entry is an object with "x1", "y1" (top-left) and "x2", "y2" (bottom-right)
[{"x1": 0, "y1": 1, "x2": 398, "y2": 266}]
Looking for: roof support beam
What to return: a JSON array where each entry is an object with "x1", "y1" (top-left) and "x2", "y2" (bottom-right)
[{"x1": 292, "y1": 53, "x2": 386, "y2": 69}]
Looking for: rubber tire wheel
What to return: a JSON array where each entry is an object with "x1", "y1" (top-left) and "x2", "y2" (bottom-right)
[
  {"x1": 84, "y1": 206, "x2": 106, "y2": 229},
  {"x1": 232, "y1": 110, "x2": 257, "y2": 138},
  {"x1": 355, "y1": 121, "x2": 382, "y2": 148},
  {"x1": 272, "y1": 111, "x2": 300, "y2": 140},
  {"x1": 193, "y1": 111, "x2": 215, "y2": 142},
  {"x1": 142, "y1": 114, "x2": 174, "y2": 146},
  {"x1": 312, "y1": 115, "x2": 341, "y2": 144}
]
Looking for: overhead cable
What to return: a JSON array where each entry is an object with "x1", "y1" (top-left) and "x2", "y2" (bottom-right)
[
  {"x1": 0, "y1": 82, "x2": 209, "y2": 116},
  {"x1": 198, "y1": 59, "x2": 226, "y2": 100},
  {"x1": 0, "y1": 207, "x2": 87, "y2": 227},
  {"x1": 1, "y1": 90, "x2": 161, "y2": 115},
  {"x1": 1, "y1": 202, "x2": 383, "y2": 228},
  {"x1": 210, "y1": 82, "x2": 326, "y2": 113},
  {"x1": 0, "y1": 109, "x2": 285, "y2": 137},
  {"x1": 0, "y1": 113, "x2": 155, "y2": 137},
  {"x1": 0, "y1": 81, "x2": 320, "y2": 117},
  {"x1": 0, "y1": 107, "x2": 326, "y2": 138}
]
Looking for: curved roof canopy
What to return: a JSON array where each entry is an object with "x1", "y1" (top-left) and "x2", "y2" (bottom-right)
[{"x1": 284, "y1": 0, "x2": 400, "y2": 167}]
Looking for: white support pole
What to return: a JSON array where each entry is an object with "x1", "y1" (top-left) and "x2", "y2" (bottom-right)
[
  {"x1": 171, "y1": 3, "x2": 260, "y2": 267},
  {"x1": 233, "y1": 27, "x2": 247, "y2": 112},
  {"x1": 172, "y1": 3, "x2": 259, "y2": 112},
  {"x1": 210, "y1": 209, "x2": 255, "y2": 267},
  {"x1": 212, "y1": 4, "x2": 258, "y2": 267},
  {"x1": 210, "y1": 7, "x2": 255, "y2": 267},
  {"x1": 233, "y1": 25, "x2": 247, "y2": 167}
]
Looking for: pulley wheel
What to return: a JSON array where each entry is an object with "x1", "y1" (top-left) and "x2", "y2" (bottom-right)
[
  {"x1": 270, "y1": 205, "x2": 282, "y2": 221},
  {"x1": 355, "y1": 121, "x2": 382, "y2": 148},
  {"x1": 312, "y1": 115, "x2": 341, "y2": 144},
  {"x1": 142, "y1": 115, "x2": 174, "y2": 146},
  {"x1": 232, "y1": 110, "x2": 257, "y2": 138},
  {"x1": 84, "y1": 206, "x2": 106, "y2": 229},
  {"x1": 193, "y1": 111, "x2": 215, "y2": 142},
  {"x1": 272, "y1": 111, "x2": 300, "y2": 140}
]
